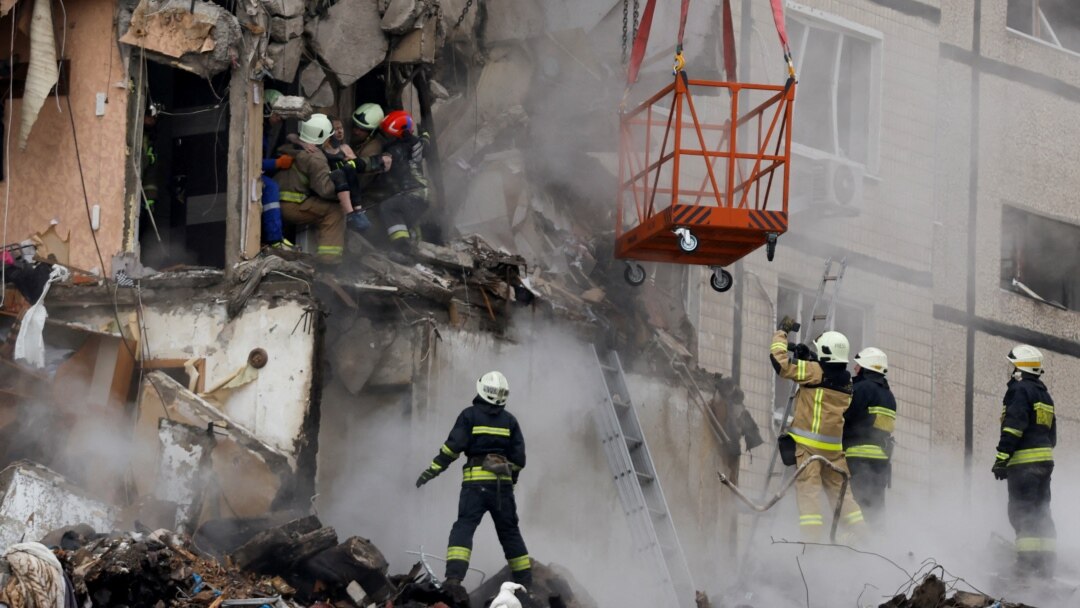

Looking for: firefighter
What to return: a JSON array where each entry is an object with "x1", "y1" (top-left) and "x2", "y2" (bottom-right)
[
  {"x1": 842, "y1": 347, "x2": 896, "y2": 527},
  {"x1": 771, "y1": 317, "x2": 865, "y2": 542},
  {"x1": 260, "y1": 89, "x2": 293, "y2": 249},
  {"x1": 375, "y1": 110, "x2": 431, "y2": 255},
  {"x1": 273, "y1": 114, "x2": 346, "y2": 263},
  {"x1": 993, "y1": 345, "x2": 1056, "y2": 579},
  {"x1": 415, "y1": 371, "x2": 532, "y2": 590}
]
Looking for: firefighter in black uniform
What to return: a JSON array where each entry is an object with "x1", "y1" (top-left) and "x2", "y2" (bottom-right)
[
  {"x1": 843, "y1": 347, "x2": 897, "y2": 527},
  {"x1": 416, "y1": 371, "x2": 532, "y2": 589},
  {"x1": 993, "y1": 344, "x2": 1057, "y2": 579}
]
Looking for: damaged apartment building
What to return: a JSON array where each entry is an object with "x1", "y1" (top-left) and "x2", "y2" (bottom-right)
[
  {"x1": 0, "y1": 0, "x2": 763, "y2": 605},
  {"x1": 0, "y1": 0, "x2": 1079, "y2": 606}
]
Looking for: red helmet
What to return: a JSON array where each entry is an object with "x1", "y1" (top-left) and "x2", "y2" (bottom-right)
[{"x1": 380, "y1": 110, "x2": 414, "y2": 138}]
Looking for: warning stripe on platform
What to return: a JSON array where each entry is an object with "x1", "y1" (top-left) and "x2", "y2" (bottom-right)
[
  {"x1": 748, "y1": 210, "x2": 787, "y2": 232},
  {"x1": 672, "y1": 205, "x2": 711, "y2": 224}
]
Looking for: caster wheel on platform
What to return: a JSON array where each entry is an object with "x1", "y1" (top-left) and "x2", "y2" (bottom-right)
[
  {"x1": 675, "y1": 228, "x2": 699, "y2": 253},
  {"x1": 710, "y1": 268, "x2": 733, "y2": 293},
  {"x1": 624, "y1": 263, "x2": 646, "y2": 286},
  {"x1": 766, "y1": 232, "x2": 778, "y2": 262}
]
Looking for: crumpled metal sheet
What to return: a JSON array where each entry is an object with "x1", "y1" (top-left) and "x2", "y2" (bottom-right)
[{"x1": 18, "y1": 0, "x2": 58, "y2": 150}]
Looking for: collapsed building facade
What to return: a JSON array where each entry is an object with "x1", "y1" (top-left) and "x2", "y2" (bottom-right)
[{"x1": 0, "y1": 0, "x2": 1077, "y2": 606}]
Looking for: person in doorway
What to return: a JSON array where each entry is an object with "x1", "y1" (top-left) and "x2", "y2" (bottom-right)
[
  {"x1": 414, "y1": 371, "x2": 533, "y2": 592},
  {"x1": 321, "y1": 115, "x2": 390, "y2": 233},
  {"x1": 993, "y1": 344, "x2": 1056, "y2": 579},
  {"x1": 842, "y1": 347, "x2": 896, "y2": 527},
  {"x1": 375, "y1": 110, "x2": 431, "y2": 257},
  {"x1": 770, "y1": 317, "x2": 865, "y2": 542},
  {"x1": 272, "y1": 114, "x2": 348, "y2": 264}
]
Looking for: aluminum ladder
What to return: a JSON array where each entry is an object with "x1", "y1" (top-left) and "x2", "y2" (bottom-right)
[
  {"x1": 592, "y1": 346, "x2": 695, "y2": 608},
  {"x1": 744, "y1": 258, "x2": 847, "y2": 548}
]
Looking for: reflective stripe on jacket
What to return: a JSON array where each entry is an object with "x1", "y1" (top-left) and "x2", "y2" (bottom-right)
[
  {"x1": 843, "y1": 371, "x2": 896, "y2": 459},
  {"x1": 427, "y1": 396, "x2": 526, "y2": 484},
  {"x1": 769, "y1": 330, "x2": 852, "y2": 452},
  {"x1": 997, "y1": 375, "x2": 1056, "y2": 467}
]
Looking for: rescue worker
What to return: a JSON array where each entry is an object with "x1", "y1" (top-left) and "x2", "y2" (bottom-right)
[
  {"x1": 260, "y1": 89, "x2": 293, "y2": 249},
  {"x1": 771, "y1": 317, "x2": 865, "y2": 542},
  {"x1": 993, "y1": 344, "x2": 1056, "y2": 578},
  {"x1": 351, "y1": 102, "x2": 386, "y2": 164},
  {"x1": 321, "y1": 115, "x2": 390, "y2": 232},
  {"x1": 415, "y1": 371, "x2": 532, "y2": 590},
  {"x1": 842, "y1": 347, "x2": 896, "y2": 527},
  {"x1": 375, "y1": 110, "x2": 431, "y2": 255},
  {"x1": 273, "y1": 114, "x2": 349, "y2": 263}
]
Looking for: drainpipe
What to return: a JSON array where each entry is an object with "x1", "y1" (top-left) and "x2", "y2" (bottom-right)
[{"x1": 963, "y1": 1, "x2": 982, "y2": 500}]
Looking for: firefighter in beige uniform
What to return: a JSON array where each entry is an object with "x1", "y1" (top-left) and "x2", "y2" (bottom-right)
[{"x1": 770, "y1": 317, "x2": 865, "y2": 541}]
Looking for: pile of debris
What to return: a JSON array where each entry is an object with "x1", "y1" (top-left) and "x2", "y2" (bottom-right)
[
  {"x1": 15, "y1": 514, "x2": 593, "y2": 608},
  {"x1": 878, "y1": 574, "x2": 1035, "y2": 608}
]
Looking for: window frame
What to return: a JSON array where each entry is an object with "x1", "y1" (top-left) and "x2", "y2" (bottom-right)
[
  {"x1": 785, "y1": 1, "x2": 884, "y2": 174},
  {"x1": 1005, "y1": 0, "x2": 1080, "y2": 59},
  {"x1": 1000, "y1": 205, "x2": 1080, "y2": 312}
]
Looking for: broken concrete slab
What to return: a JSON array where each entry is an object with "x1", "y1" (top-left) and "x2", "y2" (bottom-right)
[
  {"x1": 229, "y1": 515, "x2": 338, "y2": 573},
  {"x1": 306, "y1": 0, "x2": 388, "y2": 87},
  {"x1": 310, "y1": 79, "x2": 335, "y2": 108},
  {"x1": 0, "y1": 461, "x2": 116, "y2": 549},
  {"x1": 144, "y1": 371, "x2": 294, "y2": 472},
  {"x1": 269, "y1": 15, "x2": 303, "y2": 42},
  {"x1": 300, "y1": 62, "x2": 328, "y2": 99},
  {"x1": 300, "y1": 536, "x2": 393, "y2": 603},
  {"x1": 329, "y1": 318, "x2": 397, "y2": 395},
  {"x1": 366, "y1": 331, "x2": 414, "y2": 388},
  {"x1": 388, "y1": 16, "x2": 439, "y2": 63},
  {"x1": 380, "y1": 0, "x2": 423, "y2": 34},
  {"x1": 155, "y1": 418, "x2": 215, "y2": 535},
  {"x1": 267, "y1": 38, "x2": 303, "y2": 82},
  {"x1": 119, "y1": 0, "x2": 242, "y2": 78},
  {"x1": 476, "y1": 47, "x2": 534, "y2": 122},
  {"x1": 263, "y1": 0, "x2": 303, "y2": 18},
  {"x1": 359, "y1": 255, "x2": 454, "y2": 303},
  {"x1": 481, "y1": 0, "x2": 544, "y2": 44},
  {"x1": 270, "y1": 94, "x2": 313, "y2": 120}
]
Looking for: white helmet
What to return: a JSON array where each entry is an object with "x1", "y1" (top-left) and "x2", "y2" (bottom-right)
[
  {"x1": 1007, "y1": 344, "x2": 1044, "y2": 376},
  {"x1": 299, "y1": 113, "x2": 333, "y2": 145},
  {"x1": 854, "y1": 347, "x2": 888, "y2": 374},
  {"x1": 352, "y1": 103, "x2": 385, "y2": 131},
  {"x1": 813, "y1": 331, "x2": 850, "y2": 364},
  {"x1": 477, "y1": 370, "x2": 510, "y2": 406}
]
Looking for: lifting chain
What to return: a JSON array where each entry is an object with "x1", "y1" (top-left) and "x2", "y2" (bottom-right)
[
  {"x1": 622, "y1": 0, "x2": 641, "y2": 64},
  {"x1": 453, "y1": 0, "x2": 474, "y2": 29},
  {"x1": 621, "y1": 0, "x2": 629, "y2": 63},
  {"x1": 632, "y1": 0, "x2": 640, "y2": 41}
]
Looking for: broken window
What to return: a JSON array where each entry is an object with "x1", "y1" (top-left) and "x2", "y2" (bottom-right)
[
  {"x1": 787, "y1": 8, "x2": 882, "y2": 171},
  {"x1": 138, "y1": 63, "x2": 230, "y2": 270},
  {"x1": 1006, "y1": 0, "x2": 1080, "y2": 55},
  {"x1": 772, "y1": 282, "x2": 866, "y2": 424},
  {"x1": 1000, "y1": 206, "x2": 1080, "y2": 310}
]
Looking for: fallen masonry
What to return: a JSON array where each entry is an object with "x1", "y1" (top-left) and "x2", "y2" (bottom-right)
[{"x1": 8, "y1": 515, "x2": 595, "y2": 607}]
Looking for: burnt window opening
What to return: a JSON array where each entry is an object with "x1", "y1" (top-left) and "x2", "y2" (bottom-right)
[
  {"x1": 772, "y1": 283, "x2": 867, "y2": 426},
  {"x1": 1007, "y1": 0, "x2": 1080, "y2": 54},
  {"x1": 138, "y1": 63, "x2": 230, "y2": 270},
  {"x1": 1001, "y1": 206, "x2": 1080, "y2": 311}
]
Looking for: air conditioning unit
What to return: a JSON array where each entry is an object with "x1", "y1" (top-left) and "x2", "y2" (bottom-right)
[{"x1": 789, "y1": 148, "x2": 865, "y2": 217}]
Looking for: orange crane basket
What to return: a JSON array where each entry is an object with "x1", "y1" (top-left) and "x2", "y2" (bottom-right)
[{"x1": 616, "y1": 73, "x2": 795, "y2": 291}]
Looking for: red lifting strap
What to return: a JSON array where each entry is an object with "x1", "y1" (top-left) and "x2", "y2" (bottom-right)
[
  {"x1": 677, "y1": 0, "x2": 691, "y2": 47},
  {"x1": 626, "y1": 0, "x2": 657, "y2": 86},
  {"x1": 770, "y1": 0, "x2": 792, "y2": 54}
]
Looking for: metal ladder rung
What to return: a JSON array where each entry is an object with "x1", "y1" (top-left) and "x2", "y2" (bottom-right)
[
  {"x1": 649, "y1": 508, "x2": 668, "y2": 520},
  {"x1": 625, "y1": 435, "x2": 643, "y2": 449},
  {"x1": 611, "y1": 396, "x2": 631, "y2": 411},
  {"x1": 635, "y1": 470, "x2": 654, "y2": 483}
]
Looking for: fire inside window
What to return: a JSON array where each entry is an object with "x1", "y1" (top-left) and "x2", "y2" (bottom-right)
[
  {"x1": 786, "y1": 10, "x2": 881, "y2": 171},
  {"x1": 1001, "y1": 206, "x2": 1080, "y2": 311},
  {"x1": 1006, "y1": 0, "x2": 1080, "y2": 54}
]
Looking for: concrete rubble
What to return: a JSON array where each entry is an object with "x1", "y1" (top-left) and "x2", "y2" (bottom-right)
[
  {"x1": 305, "y1": 0, "x2": 389, "y2": 87},
  {"x1": 118, "y1": 0, "x2": 243, "y2": 78}
]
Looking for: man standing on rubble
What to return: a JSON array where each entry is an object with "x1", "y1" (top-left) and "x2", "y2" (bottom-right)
[
  {"x1": 376, "y1": 110, "x2": 431, "y2": 257},
  {"x1": 993, "y1": 345, "x2": 1057, "y2": 579},
  {"x1": 771, "y1": 317, "x2": 865, "y2": 542},
  {"x1": 415, "y1": 371, "x2": 533, "y2": 592},
  {"x1": 842, "y1": 347, "x2": 896, "y2": 527}
]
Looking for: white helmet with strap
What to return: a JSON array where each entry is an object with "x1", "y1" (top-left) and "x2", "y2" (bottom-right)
[
  {"x1": 1007, "y1": 344, "x2": 1044, "y2": 376},
  {"x1": 477, "y1": 370, "x2": 510, "y2": 406},
  {"x1": 813, "y1": 331, "x2": 850, "y2": 364},
  {"x1": 299, "y1": 113, "x2": 333, "y2": 145},
  {"x1": 854, "y1": 347, "x2": 888, "y2": 374}
]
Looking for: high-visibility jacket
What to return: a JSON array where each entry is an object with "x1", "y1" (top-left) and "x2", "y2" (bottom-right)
[
  {"x1": 997, "y1": 375, "x2": 1056, "y2": 467},
  {"x1": 273, "y1": 145, "x2": 339, "y2": 204},
  {"x1": 770, "y1": 330, "x2": 852, "y2": 451},
  {"x1": 843, "y1": 372, "x2": 896, "y2": 460},
  {"x1": 427, "y1": 396, "x2": 526, "y2": 484}
]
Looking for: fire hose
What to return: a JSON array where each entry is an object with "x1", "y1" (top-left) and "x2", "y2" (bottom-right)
[{"x1": 717, "y1": 455, "x2": 850, "y2": 543}]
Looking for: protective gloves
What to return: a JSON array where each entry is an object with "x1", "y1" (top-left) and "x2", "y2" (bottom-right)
[
  {"x1": 346, "y1": 210, "x2": 371, "y2": 233},
  {"x1": 416, "y1": 467, "x2": 438, "y2": 488},
  {"x1": 777, "y1": 315, "x2": 800, "y2": 333},
  {"x1": 992, "y1": 455, "x2": 1010, "y2": 481},
  {"x1": 275, "y1": 154, "x2": 293, "y2": 170}
]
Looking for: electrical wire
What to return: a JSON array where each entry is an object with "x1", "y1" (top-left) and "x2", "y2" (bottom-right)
[{"x1": 1, "y1": 5, "x2": 16, "y2": 310}]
